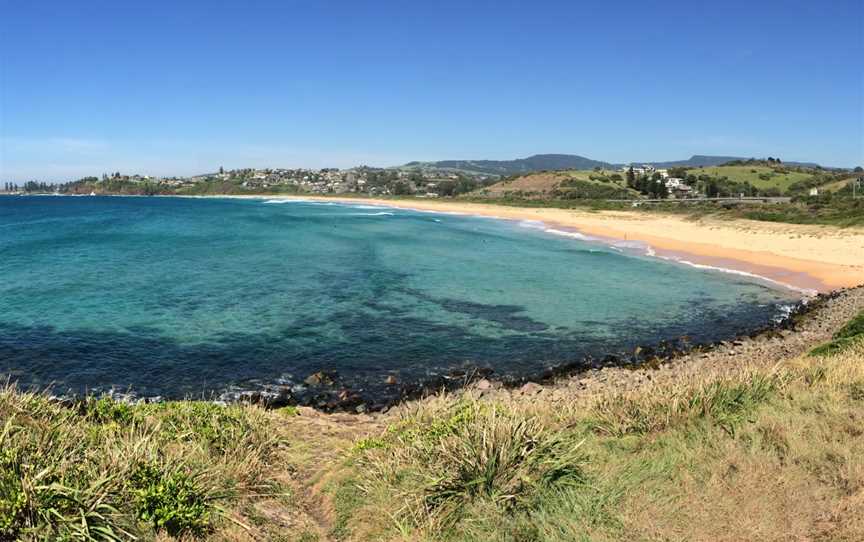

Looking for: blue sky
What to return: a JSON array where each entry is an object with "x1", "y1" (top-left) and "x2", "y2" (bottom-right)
[{"x1": 1, "y1": 0, "x2": 862, "y2": 181}]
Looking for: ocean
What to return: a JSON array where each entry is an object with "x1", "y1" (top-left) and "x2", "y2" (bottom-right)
[{"x1": 0, "y1": 195, "x2": 800, "y2": 407}]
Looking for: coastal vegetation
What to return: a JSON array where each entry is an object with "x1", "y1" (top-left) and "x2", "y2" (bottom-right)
[
  {"x1": 4, "y1": 156, "x2": 861, "y2": 227},
  {"x1": 2, "y1": 303, "x2": 862, "y2": 541}
]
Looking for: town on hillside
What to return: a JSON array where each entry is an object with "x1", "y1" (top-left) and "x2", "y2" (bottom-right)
[{"x1": 2, "y1": 158, "x2": 862, "y2": 204}]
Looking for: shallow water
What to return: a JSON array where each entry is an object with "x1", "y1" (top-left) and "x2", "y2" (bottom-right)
[{"x1": 0, "y1": 196, "x2": 799, "y2": 404}]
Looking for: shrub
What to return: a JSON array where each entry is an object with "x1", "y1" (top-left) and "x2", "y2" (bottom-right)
[
  {"x1": 130, "y1": 462, "x2": 213, "y2": 536},
  {"x1": 83, "y1": 396, "x2": 134, "y2": 425}
]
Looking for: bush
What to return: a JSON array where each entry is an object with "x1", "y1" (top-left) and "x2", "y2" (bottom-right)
[{"x1": 130, "y1": 463, "x2": 213, "y2": 536}]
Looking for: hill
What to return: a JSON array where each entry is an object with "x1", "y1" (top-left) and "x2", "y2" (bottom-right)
[
  {"x1": 645, "y1": 155, "x2": 747, "y2": 168},
  {"x1": 474, "y1": 169, "x2": 637, "y2": 199},
  {"x1": 645, "y1": 155, "x2": 822, "y2": 169},
  {"x1": 686, "y1": 165, "x2": 814, "y2": 192},
  {"x1": 397, "y1": 154, "x2": 824, "y2": 176},
  {"x1": 399, "y1": 154, "x2": 614, "y2": 176}
]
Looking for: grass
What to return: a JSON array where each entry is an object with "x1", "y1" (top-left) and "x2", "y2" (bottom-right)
[
  {"x1": 342, "y1": 339, "x2": 864, "y2": 541},
  {"x1": 811, "y1": 309, "x2": 864, "y2": 356},
  {"x1": 629, "y1": 197, "x2": 864, "y2": 227},
  {"x1": 0, "y1": 393, "x2": 287, "y2": 541},
  {"x1": 2, "y1": 310, "x2": 863, "y2": 540},
  {"x1": 686, "y1": 165, "x2": 813, "y2": 191}
]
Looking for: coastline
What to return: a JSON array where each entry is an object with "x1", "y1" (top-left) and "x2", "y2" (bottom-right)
[{"x1": 215, "y1": 194, "x2": 864, "y2": 294}]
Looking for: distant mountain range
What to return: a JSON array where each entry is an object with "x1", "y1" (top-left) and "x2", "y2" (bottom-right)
[
  {"x1": 398, "y1": 154, "x2": 613, "y2": 176},
  {"x1": 397, "y1": 154, "x2": 822, "y2": 176}
]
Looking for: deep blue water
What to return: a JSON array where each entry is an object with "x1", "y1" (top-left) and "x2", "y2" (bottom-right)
[{"x1": 0, "y1": 196, "x2": 799, "y2": 406}]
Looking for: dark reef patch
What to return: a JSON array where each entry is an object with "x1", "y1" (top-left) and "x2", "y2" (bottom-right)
[{"x1": 0, "y1": 293, "x2": 803, "y2": 412}]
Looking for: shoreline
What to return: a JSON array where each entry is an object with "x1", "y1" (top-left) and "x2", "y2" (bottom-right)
[
  {"x1": 6, "y1": 193, "x2": 862, "y2": 413},
  {"x1": 215, "y1": 194, "x2": 864, "y2": 294},
  {"x1": 36, "y1": 285, "x2": 863, "y2": 414}
]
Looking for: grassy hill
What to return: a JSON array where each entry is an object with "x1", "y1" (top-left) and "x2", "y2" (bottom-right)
[
  {"x1": 474, "y1": 170, "x2": 638, "y2": 199},
  {"x1": 686, "y1": 165, "x2": 813, "y2": 192}
]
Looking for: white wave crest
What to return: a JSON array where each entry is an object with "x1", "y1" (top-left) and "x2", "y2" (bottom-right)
[
  {"x1": 543, "y1": 228, "x2": 591, "y2": 241},
  {"x1": 655, "y1": 255, "x2": 816, "y2": 296}
]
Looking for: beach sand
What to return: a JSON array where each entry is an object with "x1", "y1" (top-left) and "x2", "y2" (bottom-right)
[{"x1": 233, "y1": 195, "x2": 864, "y2": 293}]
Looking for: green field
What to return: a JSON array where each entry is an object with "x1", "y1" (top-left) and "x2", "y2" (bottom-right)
[{"x1": 686, "y1": 165, "x2": 813, "y2": 191}]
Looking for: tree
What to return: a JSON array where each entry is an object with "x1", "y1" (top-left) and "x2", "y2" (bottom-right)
[
  {"x1": 392, "y1": 181, "x2": 412, "y2": 195},
  {"x1": 219, "y1": 166, "x2": 224, "y2": 175},
  {"x1": 625, "y1": 167, "x2": 635, "y2": 189},
  {"x1": 706, "y1": 179, "x2": 719, "y2": 198}
]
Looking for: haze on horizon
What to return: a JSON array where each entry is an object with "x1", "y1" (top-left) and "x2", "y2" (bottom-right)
[{"x1": 1, "y1": 0, "x2": 862, "y2": 182}]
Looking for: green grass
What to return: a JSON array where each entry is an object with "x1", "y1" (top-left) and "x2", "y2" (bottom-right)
[
  {"x1": 0, "y1": 392, "x2": 285, "y2": 541},
  {"x1": 686, "y1": 165, "x2": 813, "y2": 191},
  {"x1": 811, "y1": 309, "x2": 864, "y2": 356}
]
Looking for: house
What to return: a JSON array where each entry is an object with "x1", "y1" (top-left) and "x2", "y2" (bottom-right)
[
  {"x1": 621, "y1": 164, "x2": 657, "y2": 176},
  {"x1": 665, "y1": 178, "x2": 693, "y2": 198}
]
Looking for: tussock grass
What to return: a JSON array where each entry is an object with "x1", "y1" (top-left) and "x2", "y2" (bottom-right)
[
  {"x1": 587, "y1": 371, "x2": 777, "y2": 437},
  {"x1": 350, "y1": 400, "x2": 585, "y2": 538},
  {"x1": 0, "y1": 388, "x2": 285, "y2": 541},
  {"x1": 343, "y1": 341, "x2": 864, "y2": 541}
]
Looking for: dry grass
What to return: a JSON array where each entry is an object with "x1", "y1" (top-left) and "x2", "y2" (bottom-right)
[{"x1": 340, "y1": 341, "x2": 864, "y2": 541}]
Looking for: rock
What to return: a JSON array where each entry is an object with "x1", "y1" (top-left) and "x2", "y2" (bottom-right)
[
  {"x1": 305, "y1": 371, "x2": 335, "y2": 386},
  {"x1": 519, "y1": 382, "x2": 543, "y2": 396},
  {"x1": 385, "y1": 375, "x2": 397, "y2": 385},
  {"x1": 355, "y1": 404, "x2": 367, "y2": 414},
  {"x1": 475, "y1": 378, "x2": 493, "y2": 391},
  {"x1": 239, "y1": 391, "x2": 263, "y2": 404}
]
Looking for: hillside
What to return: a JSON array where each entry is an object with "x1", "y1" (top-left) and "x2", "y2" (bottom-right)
[
  {"x1": 650, "y1": 155, "x2": 821, "y2": 168},
  {"x1": 399, "y1": 154, "x2": 614, "y2": 176},
  {"x1": 397, "y1": 154, "x2": 825, "y2": 177},
  {"x1": 686, "y1": 165, "x2": 814, "y2": 192},
  {"x1": 474, "y1": 169, "x2": 637, "y2": 199}
]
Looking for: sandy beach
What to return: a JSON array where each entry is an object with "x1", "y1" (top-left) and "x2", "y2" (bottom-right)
[{"x1": 240, "y1": 195, "x2": 864, "y2": 293}]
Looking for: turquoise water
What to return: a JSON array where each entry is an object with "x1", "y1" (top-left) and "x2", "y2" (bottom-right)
[{"x1": 0, "y1": 196, "x2": 798, "y2": 406}]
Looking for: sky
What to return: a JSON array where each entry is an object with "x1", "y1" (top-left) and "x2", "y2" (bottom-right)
[{"x1": 1, "y1": 0, "x2": 862, "y2": 182}]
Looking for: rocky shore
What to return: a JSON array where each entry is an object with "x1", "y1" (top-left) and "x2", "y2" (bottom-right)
[
  {"x1": 461, "y1": 284, "x2": 864, "y2": 407},
  {"x1": 239, "y1": 285, "x2": 860, "y2": 414}
]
